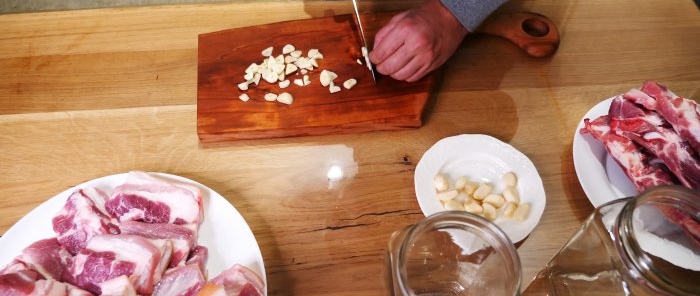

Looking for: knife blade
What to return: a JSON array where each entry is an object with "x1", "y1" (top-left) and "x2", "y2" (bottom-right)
[{"x1": 351, "y1": 0, "x2": 377, "y2": 83}]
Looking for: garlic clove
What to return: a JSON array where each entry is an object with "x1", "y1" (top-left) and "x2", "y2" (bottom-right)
[
  {"x1": 282, "y1": 44, "x2": 295, "y2": 54},
  {"x1": 261, "y1": 47, "x2": 273, "y2": 57}
]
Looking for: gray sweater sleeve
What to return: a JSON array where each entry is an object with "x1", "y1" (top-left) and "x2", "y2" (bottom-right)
[{"x1": 440, "y1": 0, "x2": 509, "y2": 32}]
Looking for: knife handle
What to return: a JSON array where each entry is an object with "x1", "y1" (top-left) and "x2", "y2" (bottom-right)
[{"x1": 476, "y1": 12, "x2": 560, "y2": 58}]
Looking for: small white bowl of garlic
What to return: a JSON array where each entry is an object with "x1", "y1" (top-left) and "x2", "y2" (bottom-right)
[{"x1": 414, "y1": 134, "x2": 546, "y2": 244}]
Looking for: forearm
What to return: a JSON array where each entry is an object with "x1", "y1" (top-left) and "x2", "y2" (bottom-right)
[{"x1": 440, "y1": 0, "x2": 509, "y2": 32}]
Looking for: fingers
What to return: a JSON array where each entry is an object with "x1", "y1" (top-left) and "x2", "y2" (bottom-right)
[
  {"x1": 373, "y1": 11, "x2": 408, "y2": 47},
  {"x1": 369, "y1": 11, "x2": 408, "y2": 64},
  {"x1": 388, "y1": 55, "x2": 421, "y2": 81}
]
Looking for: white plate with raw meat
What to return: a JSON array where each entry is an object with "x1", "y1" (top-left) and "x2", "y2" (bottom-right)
[
  {"x1": 414, "y1": 134, "x2": 546, "y2": 244},
  {"x1": 573, "y1": 97, "x2": 637, "y2": 207},
  {"x1": 0, "y1": 171, "x2": 266, "y2": 295}
]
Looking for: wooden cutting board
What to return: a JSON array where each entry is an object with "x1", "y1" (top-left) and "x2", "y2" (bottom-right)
[{"x1": 197, "y1": 13, "x2": 436, "y2": 143}]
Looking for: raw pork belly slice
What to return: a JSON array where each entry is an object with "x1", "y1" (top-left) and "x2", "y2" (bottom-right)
[
  {"x1": 581, "y1": 110, "x2": 675, "y2": 191},
  {"x1": 609, "y1": 97, "x2": 700, "y2": 189},
  {"x1": 209, "y1": 264, "x2": 264, "y2": 296},
  {"x1": 52, "y1": 187, "x2": 120, "y2": 255},
  {"x1": 71, "y1": 234, "x2": 172, "y2": 295},
  {"x1": 152, "y1": 264, "x2": 205, "y2": 296},
  {"x1": 10, "y1": 238, "x2": 73, "y2": 283},
  {"x1": 119, "y1": 221, "x2": 197, "y2": 267},
  {"x1": 106, "y1": 171, "x2": 203, "y2": 225},
  {"x1": 640, "y1": 81, "x2": 700, "y2": 153}
]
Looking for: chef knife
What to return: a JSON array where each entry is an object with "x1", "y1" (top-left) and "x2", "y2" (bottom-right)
[{"x1": 351, "y1": 0, "x2": 377, "y2": 83}]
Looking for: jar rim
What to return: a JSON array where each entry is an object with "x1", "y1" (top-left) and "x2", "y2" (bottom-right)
[
  {"x1": 615, "y1": 185, "x2": 700, "y2": 295},
  {"x1": 396, "y1": 211, "x2": 522, "y2": 296}
]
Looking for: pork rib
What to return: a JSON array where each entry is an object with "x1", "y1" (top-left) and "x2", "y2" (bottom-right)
[
  {"x1": 70, "y1": 234, "x2": 172, "y2": 295},
  {"x1": 580, "y1": 107, "x2": 676, "y2": 191},
  {"x1": 52, "y1": 187, "x2": 120, "y2": 255},
  {"x1": 640, "y1": 81, "x2": 700, "y2": 154},
  {"x1": 118, "y1": 221, "x2": 197, "y2": 268},
  {"x1": 609, "y1": 96, "x2": 700, "y2": 189}
]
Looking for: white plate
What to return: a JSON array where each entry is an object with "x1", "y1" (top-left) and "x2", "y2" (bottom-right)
[
  {"x1": 0, "y1": 172, "x2": 266, "y2": 294},
  {"x1": 572, "y1": 97, "x2": 637, "y2": 207},
  {"x1": 414, "y1": 134, "x2": 546, "y2": 243}
]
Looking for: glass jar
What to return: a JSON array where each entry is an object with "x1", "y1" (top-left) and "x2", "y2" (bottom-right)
[
  {"x1": 385, "y1": 211, "x2": 522, "y2": 296},
  {"x1": 523, "y1": 185, "x2": 700, "y2": 296}
]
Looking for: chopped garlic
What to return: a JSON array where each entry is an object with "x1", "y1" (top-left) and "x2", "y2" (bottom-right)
[
  {"x1": 320, "y1": 70, "x2": 337, "y2": 87},
  {"x1": 282, "y1": 44, "x2": 295, "y2": 54},
  {"x1": 293, "y1": 79, "x2": 304, "y2": 86},
  {"x1": 329, "y1": 83, "x2": 341, "y2": 94},
  {"x1": 244, "y1": 72, "x2": 254, "y2": 81},
  {"x1": 279, "y1": 80, "x2": 290, "y2": 88},
  {"x1": 238, "y1": 93, "x2": 250, "y2": 102},
  {"x1": 237, "y1": 82, "x2": 249, "y2": 91},
  {"x1": 356, "y1": 59, "x2": 363, "y2": 65},
  {"x1": 245, "y1": 63, "x2": 258, "y2": 74},
  {"x1": 308, "y1": 48, "x2": 323, "y2": 59},
  {"x1": 290, "y1": 50, "x2": 302, "y2": 58},
  {"x1": 343, "y1": 78, "x2": 357, "y2": 89},
  {"x1": 261, "y1": 47, "x2": 273, "y2": 57},
  {"x1": 285, "y1": 64, "x2": 298, "y2": 75},
  {"x1": 277, "y1": 92, "x2": 293, "y2": 104},
  {"x1": 284, "y1": 55, "x2": 298, "y2": 64},
  {"x1": 264, "y1": 93, "x2": 278, "y2": 101},
  {"x1": 303, "y1": 75, "x2": 311, "y2": 86}
]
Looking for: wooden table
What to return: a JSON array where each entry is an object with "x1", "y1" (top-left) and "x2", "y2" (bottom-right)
[{"x1": 1, "y1": 0, "x2": 698, "y2": 295}]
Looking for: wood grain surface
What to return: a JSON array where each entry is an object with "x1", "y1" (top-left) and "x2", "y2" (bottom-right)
[
  {"x1": 197, "y1": 12, "x2": 436, "y2": 142},
  {"x1": 1, "y1": 0, "x2": 699, "y2": 295}
]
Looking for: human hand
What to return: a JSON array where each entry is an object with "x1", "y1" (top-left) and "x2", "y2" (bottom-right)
[{"x1": 369, "y1": 0, "x2": 469, "y2": 82}]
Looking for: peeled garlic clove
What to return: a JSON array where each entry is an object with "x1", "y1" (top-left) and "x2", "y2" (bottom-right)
[
  {"x1": 483, "y1": 194, "x2": 506, "y2": 208},
  {"x1": 501, "y1": 172, "x2": 518, "y2": 187},
  {"x1": 282, "y1": 44, "x2": 295, "y2": 54},
  {"x1": 238, "y1": 93, "x2": 250, "y2": 102},
  {"x1": 503, "y1": 186, "x2": 520, "y2": 204},
  {"x1": 433, "y1": 174, "x2": 450, "y2": 192},
  {"x1": 482, "y1": 203, "x2": 497, "y2": 221},
  {"x1": 343, "y1": 78, "x2": 357, "y2": 89},
  {"x1": 276, "y1": 92, "x2": 293, "y2": 105},
  {"x1": 463, "y1": 182, "x2": 479, "y2": 195},
  {"x1": 473, "y1": 183, "x2": 492, "y2": 200},
  {"x1": 464, "y1": 202, "x2": 483, "y2": 215},
  {"x1": 514, "y1": 203, "x2": 530, "y2": 221},
  {"x1": 436, "y1": 189, "x2": 458, "y2": 201},
  {"x1": 261, "y1": 46, "x2": 273, "y2": 57},
  {"x1": 454, "y1": 177, "x2": 468, "y2": 191},
  {"x1": 264, "y1": 93, "x2": 278, "y2": 101},
  {"x1": 443, "y1": 200, "x2": 465, "y2": 211},
  {"x1": 503, "y1": 202, "x2": 518, "y2": 218}
]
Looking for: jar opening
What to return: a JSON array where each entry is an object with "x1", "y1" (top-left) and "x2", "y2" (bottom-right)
[{"x1": 616, "y1": 185, "x2": 700, "y2": 295}]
